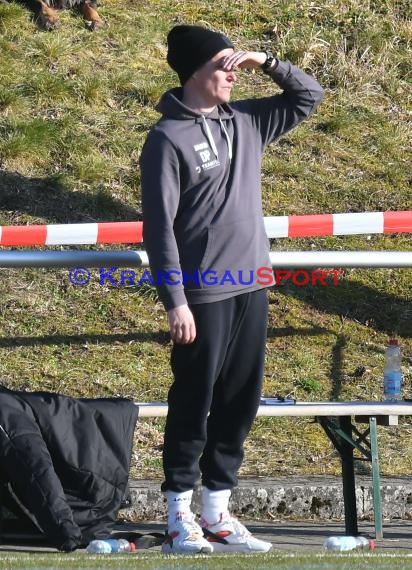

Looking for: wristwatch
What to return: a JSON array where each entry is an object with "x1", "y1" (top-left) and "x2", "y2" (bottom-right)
[{"x1": 261, "y1": 50, "x2": 277, "y2": 73}]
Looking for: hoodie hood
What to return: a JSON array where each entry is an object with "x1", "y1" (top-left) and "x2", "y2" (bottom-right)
[
  {"x1": 156, "y1": 88, "x2": 234, "y2": 160},
  {"x1": 155, "y1": 88, "x2": 234, "y2": 121}
]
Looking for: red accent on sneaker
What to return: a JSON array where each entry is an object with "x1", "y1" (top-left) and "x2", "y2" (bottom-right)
[{"x1": 213, "y1": 531, "x2": 232, "y2": 539}]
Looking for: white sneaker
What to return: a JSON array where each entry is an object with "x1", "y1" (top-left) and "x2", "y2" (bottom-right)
[
  {"x1": 162, "y1": 513, "x2": 214, "y2": 554},
  {"x1": 201, "y1": 513, "x2": 272, "y2": 553}
]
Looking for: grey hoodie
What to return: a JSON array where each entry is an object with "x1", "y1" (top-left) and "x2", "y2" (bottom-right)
[{"x1": 140, "y1": 60, "x2": 324, "y2": 310}]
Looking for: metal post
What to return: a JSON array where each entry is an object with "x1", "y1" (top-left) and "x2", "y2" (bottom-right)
[{"x1": 0, "y1": 250, "x2": 412, "y2": 268}]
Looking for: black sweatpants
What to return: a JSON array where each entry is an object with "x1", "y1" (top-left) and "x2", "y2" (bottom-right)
[{"x1": 162, "y1": 289, "x2": 268, "y2": 492}]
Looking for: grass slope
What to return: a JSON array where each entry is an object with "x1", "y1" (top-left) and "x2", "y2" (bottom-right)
[{"x1": 0, "y1": 0, "x2": 411, "y2": 483}]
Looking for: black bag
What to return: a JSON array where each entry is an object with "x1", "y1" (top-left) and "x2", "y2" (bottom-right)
[{"x1": 0, "y1": 387, "x2": 138, "y2": 551}]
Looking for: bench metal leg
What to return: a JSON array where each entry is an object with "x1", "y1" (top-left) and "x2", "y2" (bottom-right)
[
  {"x1": 318, "y1": 415, "x2": 384, "y2": 540},
  {"x1": 339, "y1": 416, "x2": 359, "y2": 536},
  {"x1": 318, "y1": 416, "x2": 358, "y2": 536},
  {"x1": 370, "y1": 417, "x2": 383, "y2": 540}
]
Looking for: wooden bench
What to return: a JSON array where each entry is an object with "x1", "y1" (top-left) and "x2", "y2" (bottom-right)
[{"x1": 137, "y1": 400, "x2": 412, "y2": 540}]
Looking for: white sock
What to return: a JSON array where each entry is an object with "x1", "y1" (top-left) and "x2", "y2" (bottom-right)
[
  {"x1": 165, "y1": 489, "x2": 194, "y2": 527},
  {"x1": 201, "y1": 488, "x2": 231, "y2": 524}
]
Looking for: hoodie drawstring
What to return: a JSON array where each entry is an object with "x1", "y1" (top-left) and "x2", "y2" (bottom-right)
[
  {"x1": 201, "y1": 115, "x2": 219, "y2": 158},
  {"x1": 219, "y1": 118, "x2": 233, "y2": 161},
  {"x1": 201, "y1": 115, "x2": 232, "y2": 162}
]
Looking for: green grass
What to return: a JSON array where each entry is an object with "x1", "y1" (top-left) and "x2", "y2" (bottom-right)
[
  {"x1": 0, "y1": 0, "x2": 411, "y2": 486},
  {"x1": 1, "y1": 552, "x2": 412, "y2": 570}
]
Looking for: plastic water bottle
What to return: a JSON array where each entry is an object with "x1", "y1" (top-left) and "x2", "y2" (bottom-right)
[
  {"x1": 323, "y1": 536, "x2": 374, "y2": 551},
  {"x1": 86, "y1": 538, "x2": 135, "y2": 553},
  {"x1": 383, "y1": 338, "x2": 402, "y2": 400}
]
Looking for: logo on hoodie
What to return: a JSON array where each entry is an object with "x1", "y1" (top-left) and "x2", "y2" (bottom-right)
[{"x1": 193, "y1": 142, "x2": 220, "y2": 172}]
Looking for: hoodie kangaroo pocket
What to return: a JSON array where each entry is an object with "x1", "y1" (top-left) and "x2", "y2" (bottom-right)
[{"x1": 199, "y1": 217, "x2": 270, "y2": 289}]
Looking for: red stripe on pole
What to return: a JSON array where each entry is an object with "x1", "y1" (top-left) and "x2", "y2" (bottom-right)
[
  {"x1": 1, "y1": 225, "x2": 47, "y2": 246},
  {"x1": 288, "y1": 214, "x2": 334, "y2": 237},
  {"x1": 383, "y1": 211, "x2": 412, "y2": 234},
  {"x1": 97, "y1": 221, "x2": 143, "y2": 244}
]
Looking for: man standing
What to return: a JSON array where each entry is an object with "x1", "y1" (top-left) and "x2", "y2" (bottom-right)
[{"x1": 140, "y1": 24, "x2": 323, "y2": 554}]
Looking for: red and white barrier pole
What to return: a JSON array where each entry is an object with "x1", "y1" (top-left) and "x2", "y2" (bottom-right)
[{"x1": 0, "y1": 211, "x2": 411, "y2": 247}]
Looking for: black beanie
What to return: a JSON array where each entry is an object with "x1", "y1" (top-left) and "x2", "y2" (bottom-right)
[{"x1": 167, "y1": 25, "x2": 234, "y2": 85}]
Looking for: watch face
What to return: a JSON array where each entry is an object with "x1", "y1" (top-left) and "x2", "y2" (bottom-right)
[
  {"x1": 261, "y1": 51, "x2": 274, "y2": 70},
  {"x1": 262, "y1": 53, "x2": 274, "y2": 70}
]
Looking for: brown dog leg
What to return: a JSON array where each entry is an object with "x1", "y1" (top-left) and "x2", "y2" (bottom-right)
[
  {"x1": 35, "y1": 0, "x2": 60, "y2": 30},
  {"x1": 81, "y1": 0, "x2": 104, "y2": 30}
]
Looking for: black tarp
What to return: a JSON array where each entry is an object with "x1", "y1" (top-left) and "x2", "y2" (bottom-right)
[{"x1": 0, "y1": 387, "x2": 138, "y2": 551}]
